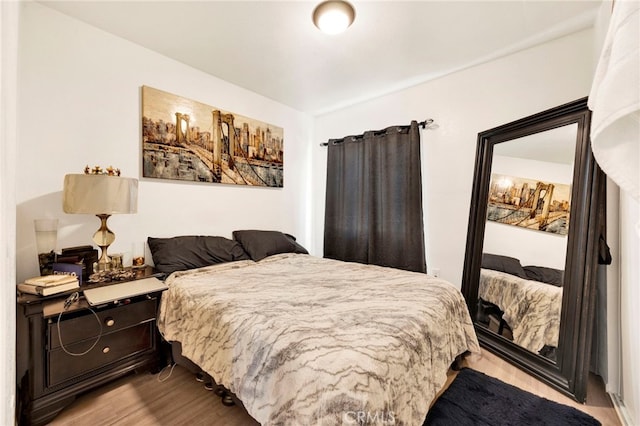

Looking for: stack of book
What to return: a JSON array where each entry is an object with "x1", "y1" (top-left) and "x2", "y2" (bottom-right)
[{"x1": 17, "y1": 274, "x2": 80, "y2": 296}]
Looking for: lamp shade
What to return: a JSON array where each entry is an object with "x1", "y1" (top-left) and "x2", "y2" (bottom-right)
[{"x1": 63, "y1": 174, "x2": 138, "y2": 214}]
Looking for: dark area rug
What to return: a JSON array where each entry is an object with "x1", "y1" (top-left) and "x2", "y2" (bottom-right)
[{"x1": 424, "y1": 368, "x2": 601, "y2": 426}]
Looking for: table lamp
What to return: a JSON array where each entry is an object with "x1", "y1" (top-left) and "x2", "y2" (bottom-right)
[{"x1": 63, "y1": 171, "x2": 138, "y2": 272}]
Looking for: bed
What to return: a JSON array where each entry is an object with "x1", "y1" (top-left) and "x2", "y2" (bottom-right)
[
  {"x1": 478, "y1": 254, "x2": 563, "y2": 354},
  {"x1": 153, "y1": 231, "x2": 479, "y2": 425}
]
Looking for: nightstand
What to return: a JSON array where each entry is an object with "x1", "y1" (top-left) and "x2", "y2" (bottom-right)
[{"x1": 16, "y1": 268, "x2": 167, "y2": 426}]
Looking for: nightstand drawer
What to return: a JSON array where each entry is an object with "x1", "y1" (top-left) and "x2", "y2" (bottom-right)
[
  {"x1": 48, "y1": 323, "x2": 153, "y2": 387},
  {"x1": 49, "y1": 298, "x2": 156, "y2": 349}
]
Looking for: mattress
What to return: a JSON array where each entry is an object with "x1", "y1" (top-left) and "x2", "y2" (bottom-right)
[{"x1": 158, "y1": 253, "x2": 479, "y2": 425}]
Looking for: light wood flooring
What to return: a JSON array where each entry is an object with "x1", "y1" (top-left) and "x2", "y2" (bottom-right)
[{"x1": 49, "y1": 349, "x2": 621, "y2": 426}]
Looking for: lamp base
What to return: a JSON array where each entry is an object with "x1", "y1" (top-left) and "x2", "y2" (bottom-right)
[
  {"x1": 93, "y1": 214, "x2": 115, "y2": 272},
  {"x1": 95, "y1": 252, "x2": 112, "y2": 272}
]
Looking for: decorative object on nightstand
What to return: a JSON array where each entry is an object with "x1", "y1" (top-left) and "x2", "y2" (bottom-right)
[
  {"x1": 87, "y1": 268, "x2": 136, "y2": 283},
  {"x1": 132, "y1": 241, "x2": 146, "y2": 268},
  {"x1": 56, "y1": 245, "x2": 99, "y2": 282},
  {"x1": 62, "y1": 167, "x2": 138, "y2": 273},
  {"x1": 110, "y1": 253, "x2": 123, "y2": 270},
  {"x1": 34, "y1": 219, "x2": 58, "y2": 275}
]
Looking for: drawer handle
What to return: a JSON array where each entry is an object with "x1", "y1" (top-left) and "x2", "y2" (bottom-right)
[
  {"x1": 102, "y1": 346, "x2": 110, "y2": 354},
  {"x1": 105, "y1": 318, "x2": 115, "y2": 327}
]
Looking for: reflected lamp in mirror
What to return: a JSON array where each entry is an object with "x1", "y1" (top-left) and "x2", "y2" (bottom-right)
[{"x1": 63, "y1": 173, "x2": 138, "y2": 272}]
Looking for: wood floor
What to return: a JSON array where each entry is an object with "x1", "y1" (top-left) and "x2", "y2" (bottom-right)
[{"x1": 49, "y1": 349, "x2": 621, "y2": 426}]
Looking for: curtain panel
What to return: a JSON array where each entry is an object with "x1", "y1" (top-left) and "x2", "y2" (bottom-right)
[{"x1": 323, "y1": 121, "x2": 426, "y2": 273}]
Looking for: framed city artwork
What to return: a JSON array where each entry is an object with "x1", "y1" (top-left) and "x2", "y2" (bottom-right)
[{"x1": 141, "y1": 86, "x2": 284, "y2": 187}]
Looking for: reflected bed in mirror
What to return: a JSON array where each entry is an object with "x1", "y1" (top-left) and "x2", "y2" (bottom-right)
[
  {"x1": 461, "y1": 97, "x2": 606, "y2": 402},
  {"x1": 477, "y1": 253, "x2": 563, "y2": 361}
]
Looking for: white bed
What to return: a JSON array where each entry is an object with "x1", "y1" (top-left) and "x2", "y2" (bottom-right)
[{"x1": 158, "y1": 253, "x2": 479, "y2": 425}]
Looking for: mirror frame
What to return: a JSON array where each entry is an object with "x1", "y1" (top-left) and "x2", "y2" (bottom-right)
[{"x1": 461, "y1": 97, "x2": 605, "y2": 402}]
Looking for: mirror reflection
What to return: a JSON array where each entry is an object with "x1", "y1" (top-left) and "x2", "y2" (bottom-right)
[{"x1": 475, "y1": 123, "x2": 577, "y2": 362}]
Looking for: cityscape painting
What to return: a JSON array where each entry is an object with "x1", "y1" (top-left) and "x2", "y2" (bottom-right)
[
  {"x1": 141, "y1": 86, "x2": 284, "y2": 187},
  {"x1": 487, "y1": 173, "x2": 572, "y2": 235}
]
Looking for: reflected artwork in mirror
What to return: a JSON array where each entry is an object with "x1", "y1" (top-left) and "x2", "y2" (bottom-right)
[{"x1": 462, "y1": 98, "x2": 606, "y2": 402}]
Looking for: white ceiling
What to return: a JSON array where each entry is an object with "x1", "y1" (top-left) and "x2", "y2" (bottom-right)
[
  {"x1": 494, "y1": 123, "x2": 579, "y2": 165},
  {"x1": 39, "y1": 0, "x2": 601, "y2": 115}
]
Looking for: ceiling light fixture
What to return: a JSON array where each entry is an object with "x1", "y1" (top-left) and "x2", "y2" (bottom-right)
[{"x1": 312, "y1": 0, "x2": 356, "y2": 35}]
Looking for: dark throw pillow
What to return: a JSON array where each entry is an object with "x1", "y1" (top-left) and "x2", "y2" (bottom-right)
[
  {"x1": 481, "y1": 253, "x2": 528, "y2": 279},
  {"x1": 523, "y1": 265, "x2": 564, "y2": 287},
  {"x1": 147, "y1": 235, "x2": 250, "y2": 275},
  {"x1": 232, "y1": 230, "x2": 308, "y2": 261}
]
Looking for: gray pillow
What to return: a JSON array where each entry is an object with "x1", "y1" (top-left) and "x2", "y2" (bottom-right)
[
  {"x1": 232, "y1": 230, "x2": 308, "y2": 261},
  {"x1": 481, "y1": 253, "x2": 528, "y2": 279},
  {"x1": 523, "y1": 265, "x2": 564, "y2": 287},
  {"x1": 147, "y1": 235, "x2": 250, "y2": 275}
]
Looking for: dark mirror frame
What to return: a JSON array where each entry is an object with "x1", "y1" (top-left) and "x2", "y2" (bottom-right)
[{"x1": 461, "y1": 97, "x2": 605, "y2": 402}]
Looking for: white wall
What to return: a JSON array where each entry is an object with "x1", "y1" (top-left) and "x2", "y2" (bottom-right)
[
  {"x1": 15, "y1": 2, "x2": 313, "y2": 283},
  {"x1": 312, "y1": 29, "x2": 595, "y2": 287},
  {"x1": 1, "y1": 1, "x2": 19, "y2": 424},
  {"x1": 619, "y1": 193, "x2": 640, "y2": 425}
]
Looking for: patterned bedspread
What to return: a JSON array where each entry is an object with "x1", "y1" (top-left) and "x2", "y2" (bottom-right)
[
  {"x1": 479, "y1": 268, "x2": 562, "y2": 353},
  {"x1": 158, "y1": 253, "x2": 479, "y2": 425}
]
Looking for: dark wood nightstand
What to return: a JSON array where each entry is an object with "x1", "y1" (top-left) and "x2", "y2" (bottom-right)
[{"x1": 16, "y1": 267, "x2": 167, "y2": 426}]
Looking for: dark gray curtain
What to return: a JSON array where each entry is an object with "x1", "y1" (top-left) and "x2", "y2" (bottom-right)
[{"x1": 323, "y1": 121, "x2": 426, "y2": 273}]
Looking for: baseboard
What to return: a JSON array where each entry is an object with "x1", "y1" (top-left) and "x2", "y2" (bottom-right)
[{"x1": 609, "y1": 392, "x2": 634, "y2": 426}]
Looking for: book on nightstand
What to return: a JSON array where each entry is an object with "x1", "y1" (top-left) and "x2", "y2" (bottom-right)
[
  {"x1": 17, "y1": 281, "x2": 79, "y2": 296},
  {"x1": 24, "y1": 274, "x2": 78, "y2": 287},
  {"x1": 18, "y1": 275, "x2": 80, "y2": 296}
]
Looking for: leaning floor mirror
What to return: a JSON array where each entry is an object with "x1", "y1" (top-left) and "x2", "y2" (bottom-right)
[{"x1": 461, "y1": 97, "x2": 606, "y2": 402}]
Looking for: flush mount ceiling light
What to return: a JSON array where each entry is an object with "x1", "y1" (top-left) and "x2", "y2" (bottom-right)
[{"x1": 312, "y1": 0, "x2": 356, "y2": 35}]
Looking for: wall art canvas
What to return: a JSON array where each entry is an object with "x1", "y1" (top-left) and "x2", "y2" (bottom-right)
[
  {"x1": 487, "y1": 173, "x2": 571, "y2": 235},
  {"x1": 142, "y1": 86, "x2": 283, "y2": 187}
]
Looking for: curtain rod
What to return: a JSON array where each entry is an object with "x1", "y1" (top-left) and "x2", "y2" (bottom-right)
[{"x1": 319, "y1": 119, "x2": 435, "y2": 147}]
